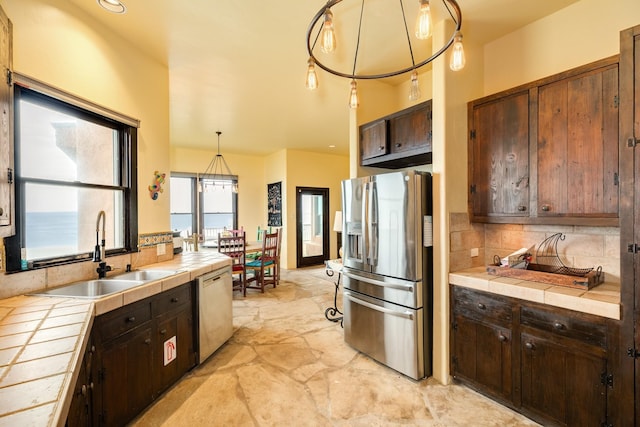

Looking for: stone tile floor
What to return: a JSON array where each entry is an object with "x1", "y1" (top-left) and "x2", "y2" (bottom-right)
[{"x1": 132, "y1": 267, "x2": 540, "y2": 426}]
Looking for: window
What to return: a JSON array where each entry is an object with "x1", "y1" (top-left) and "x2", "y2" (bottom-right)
[
  {"x1": 170, "y1": 174, "x2": 237, "y2": 244},
  {"x1": 6, "y1": 85, "x2": 137, "y2": 271}
]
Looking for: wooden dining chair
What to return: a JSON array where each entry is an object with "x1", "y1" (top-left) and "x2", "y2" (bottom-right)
[
  {"x1": 245, "y1": 231, "x2": 279, "y2": 293},
  {"x1": 217, "y1": 232, "x2": 247, "y2": 296},
  {"x1": 265, "y1": 228, "x2": 282, "y2": 286}
]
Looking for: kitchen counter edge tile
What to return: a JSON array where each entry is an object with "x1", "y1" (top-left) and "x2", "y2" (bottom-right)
[
  {"x1": 0, "y1": 252, "x2": 231, "y2": 426},
  {"x1": 449, "y1": 266, "x2": 621, "y2": 320}
]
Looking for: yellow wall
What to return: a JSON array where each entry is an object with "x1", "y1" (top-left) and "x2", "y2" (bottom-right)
[
  {"x1": 283, "y1": 150, "x2": 349, "y2": 269},
  {"x1": 2, "y1": 0, "x2": 170, "y2": 234},
  {"x1": 484, "y1": 0, "x2": 640, "y2": 95}
]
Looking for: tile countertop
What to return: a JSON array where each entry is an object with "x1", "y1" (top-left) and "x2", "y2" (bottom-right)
[
  {"x1": 449, "y1": 266, "x2": 621, "y2": 320},
  {"x1": 0, "y1": 250, "x2": 231, "y2": 426}
]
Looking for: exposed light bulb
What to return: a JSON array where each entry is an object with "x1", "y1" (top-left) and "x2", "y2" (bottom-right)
[
  {"x1": 305, "y1": 58, "x2": 318, "y2": 90},
  {"x1": 349, "y1": 79, "x2": 359, "y2": 109},
  {"x1": 409, "y1": 71, "x2": 421, "y2": 101},
  {"x1": 449, "y1": 32, "x2": 466, "y2": 71},
  {"x1": 320, "y1": 9, "x2": 336, "y2": 53},
  {"x1": 415, "y1": 0, "x2": 432, "y2": 40}
]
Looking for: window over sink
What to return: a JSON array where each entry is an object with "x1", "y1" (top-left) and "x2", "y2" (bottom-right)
[{"x1": 4, "y1": 84, "x2": 138, "y2": 271}]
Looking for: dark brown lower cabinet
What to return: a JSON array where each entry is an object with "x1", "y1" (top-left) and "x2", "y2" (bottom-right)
[
  {"x1": 452, "y1": 315, "x2": 513, "y2": 403},
  {"x1": 451, "y1": 285, "x2": 614, "y2": 427},
  {"x1": 66, "y1": 335, "x2": 95, "y2": 426},
  {"x1": 67, "y1": 282, "x2": 197, "y2": 426}
]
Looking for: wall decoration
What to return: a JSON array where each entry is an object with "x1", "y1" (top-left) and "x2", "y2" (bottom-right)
[
  {"x1": 149, "y1": 170, "x2": 166, "y2": 200},
  {"x1": 267, "y1": 181, "x2": 282, "y2": 226}
]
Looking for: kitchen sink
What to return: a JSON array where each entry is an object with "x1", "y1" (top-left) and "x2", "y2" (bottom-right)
[
  {"x1": 32, "y1": 279, "x2": 145, "y2": 299},
  {"x1": 112, "y1": 269, "x2": 178, "y2": 282}
]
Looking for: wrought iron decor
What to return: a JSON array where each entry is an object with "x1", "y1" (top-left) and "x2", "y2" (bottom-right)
[{"x1": 267, "y1": 181, "x2": 282, "y2": 226}]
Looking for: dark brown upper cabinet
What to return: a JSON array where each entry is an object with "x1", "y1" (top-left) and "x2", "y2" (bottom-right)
[
  {"x1": 468, "y1": 56, "x2": 619, "y2": 226},
  {"x1": 360, "y1": 100, "x2": 432, "y2": 169}
]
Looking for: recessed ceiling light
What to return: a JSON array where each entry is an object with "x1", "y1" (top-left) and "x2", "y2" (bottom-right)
[
  {"x1": 97, "y1": 0, "x2": 126, "y2": 14},
  {"x1": 329, "y1": 145, "x2": 336, "y2": 148}
]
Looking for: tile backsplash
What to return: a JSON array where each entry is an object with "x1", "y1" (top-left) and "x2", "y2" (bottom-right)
[
  {"x1": 0, "y1": 233, "x2": 175, "y2": 300},
  {"x1": 449, "y1": 212, "x2": 621, "y2": 283}
]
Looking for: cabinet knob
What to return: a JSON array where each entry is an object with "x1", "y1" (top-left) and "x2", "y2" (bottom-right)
[
  {"x1": 525, "y1": 342, "x2": 535, "y2": 350},
  {"x1": 379, "y1": 145, "x2": 385, "y2": 151},
  {"x1": 160, "y1": 329, "x2": 167, "y2": 335},
  {"x1": 0, "y1": 207, "x2": 3, "y2": 216},
  {"x1": 518, "y1": 205, "x2": 527, "y2": 212},
  {"x1": 171, "y1": 297, "x2": 179, "y2": 303},
  {"x1": 553, "y1": 321, "x2": 565, "y2": 330},
  {"x1": 541, "y1": 205, "x2": 551, "y2": 212},
  {"x1": 395, "y1": 143, "x2": 402, "y2": 148},
  {"x1": 144, "y1": 338, "x2": 151, "y2": 345},
  {"x1": 126, "y1": 316, "x2": 136, "y2": 323},
  {"x1": 477, "y1": 303, "x2": 486, "y2": 310},
  {"x1": 81, "y1": 384, "x2": 87, "y2": 396},
  {"x1": 498, "y1": 334, "x2": 507, "y2": 342}
]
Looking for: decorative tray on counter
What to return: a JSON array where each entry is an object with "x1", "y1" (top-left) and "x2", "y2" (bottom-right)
[{"x1": 486, "y1": 233, "x2": 605, "y2": 290}]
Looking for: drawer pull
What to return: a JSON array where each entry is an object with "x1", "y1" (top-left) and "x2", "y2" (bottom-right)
[
  {"x1": 379, "y1": 146, "x2": 385, "y2": 151},
  {"x1": 171, "y1": 297, "x2": 179, "y2": 303},
  {"x1": 144, "y1": 338, "x2": 151, "y2": 345},
  {"x1": 160, "y1": 329, "x2": 167, "y2": 335},
  {"x1": 541, "y1": 205, "x2": 551, "y2": 212},
  {"x1": 395, "y1": 143, "x2": 402, "y2": 148},
  {"x1": 525, "y1": 342, "x2": 535, "y2": 350},
  {"x1": 126, "y1": 316, "x2": 136, "y2": 323},
  {"x1": 477, "y1": 303, "x2": 486, "y2": 310},
  {"x1": 498, "y1": 334, "x2": 507, "y2": 342},
  {"x1": 518, "y1": 205, "x2": 527, "y2": 212},
  {"x1": 553, "y1": 322, "x2": 565, "y2": 330}
]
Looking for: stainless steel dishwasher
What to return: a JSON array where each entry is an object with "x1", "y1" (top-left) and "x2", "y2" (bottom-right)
[{"x1": 196, "y1": 265, "x2": 233, "y2": 364}]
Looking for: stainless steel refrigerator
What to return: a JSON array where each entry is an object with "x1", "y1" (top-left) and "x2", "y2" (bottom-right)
[{"x1": 341, "y1": 170, "x2": 433, "y2": 380}]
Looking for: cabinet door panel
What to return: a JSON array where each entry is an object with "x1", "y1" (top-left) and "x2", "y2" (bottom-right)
[
  {"x1": 0, "y1": 6, "x2": 12, "y2": 234},
  {"x1": 521, "y1": 332, "x2": 606, "y2": 427},
  {"x1": 452, "y1": 314, "x2": 512, "y2": 402},
  {"x1": 389, "y1": 103, "x2": 431, "y2": 154},
  {"x1": 470, "y1": 92, "x2": 529, "y2": 217},
  {"x1": 100, "y1": 325, "x2": 153, "y2": 426},
  {"x1": 538, "y1": 65, "x2": 619, "y2": 217},
  {"x1": 360, "y1": 120, "x2": 387, "y2": 161}
]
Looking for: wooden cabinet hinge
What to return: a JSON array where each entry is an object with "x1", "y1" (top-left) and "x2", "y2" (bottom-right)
[
  {"x1": 613, "y1": 172, "x2": 619, "y2": 186},
  {"x1": 628, "y1": 243, "x2": 640, "y2": 253},
  {"x1": 5, "y1": 69, "x2": 11, "y2": 86},
  {"x1": 627, "y1": 347, "x2": 640, "y2": 358},
  {"x1": 613, "y1": 95, "x2": 619, "y2": 108},
  {"x1": 600, "y1": 372, "x2": 613, "y2": 388},
  {"x1": 627, "y1": 137, "x2": 639, "y2": 147},
  {"x1": 6, "y1": 168, "x2": 12, "y2": 185}
]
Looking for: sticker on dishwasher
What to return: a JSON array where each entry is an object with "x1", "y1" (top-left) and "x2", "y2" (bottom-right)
[{"x1": 164, "y1": 336, "x2": 177, "y2": 366}]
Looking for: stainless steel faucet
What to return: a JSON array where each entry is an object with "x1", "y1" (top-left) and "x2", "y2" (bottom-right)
[{"x1": 93, "y1": 210, "x2": 111, "y2": 278}]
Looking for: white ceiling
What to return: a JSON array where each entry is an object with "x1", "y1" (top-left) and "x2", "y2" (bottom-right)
[{"x1": 67, "y1": 0, "x2": 579, "y2": 157}]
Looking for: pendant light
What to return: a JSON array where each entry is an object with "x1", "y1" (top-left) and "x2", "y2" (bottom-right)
[
  {"x1": 415, "y1": 0, "x2": 432, "y2": 40},
  {"x1": 449, "y1": 31, "x2": 466, "y2": 71}
]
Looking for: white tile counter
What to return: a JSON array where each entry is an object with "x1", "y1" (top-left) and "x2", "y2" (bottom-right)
[
  {"x1": 0, "y1": 250, "x2": 231, "y2": 426},
  {"x1": 449, "y1": 266, "x2": 620, "y2": 320}
]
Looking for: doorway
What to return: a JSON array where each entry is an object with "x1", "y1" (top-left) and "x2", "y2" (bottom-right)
[{"x1": 296, "y1": 187, "x2": 329, "y2": 267}]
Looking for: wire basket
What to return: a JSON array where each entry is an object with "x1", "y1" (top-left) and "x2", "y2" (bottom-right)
[{"x1": 535, "y1": 233, "x2": 594, "y2": 277}]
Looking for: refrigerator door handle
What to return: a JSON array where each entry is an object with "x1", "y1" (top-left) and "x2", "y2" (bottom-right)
[
  {"x1": 362, "y1": 181, "x2": 371, "y2": 265},
  {"x1": 344, "y1": 291, "x2": 414, "y2": 320},
  {"x1": 343, "y1": 271, "x2": 415, "y2": 292},
  {"x1": 370, "y1": 181, "x2": 378, "y2": 266}
]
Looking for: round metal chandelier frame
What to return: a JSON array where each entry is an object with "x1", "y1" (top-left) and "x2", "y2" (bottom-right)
[{"x1": 305, "y1": 0, "x2": 462, "y2": 80}]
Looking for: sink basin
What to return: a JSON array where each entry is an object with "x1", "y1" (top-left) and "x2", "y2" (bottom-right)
[
  {"x1": 32, "y1": 279, "x2": 145, "y2": 299},
  {"x1": 113, "y1": 269, "x2": 178, "y2": 281}
]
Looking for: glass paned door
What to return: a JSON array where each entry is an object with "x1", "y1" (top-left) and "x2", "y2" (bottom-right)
[{"x1": 296, "y1": 187, "x2": 329, "y2": 267}]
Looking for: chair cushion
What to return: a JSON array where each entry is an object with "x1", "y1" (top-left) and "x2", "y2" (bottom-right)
[{"x1": 246, "y1": 259, "x2": 274, "y2": 268}]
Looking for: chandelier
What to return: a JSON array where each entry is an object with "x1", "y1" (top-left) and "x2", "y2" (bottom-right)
[
  {"x1": 305, "y1": 0, "x2": 465, "y2": 108},
  {"x1": 200, "y1": 131, "x2": 238, "y2": 193}
]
